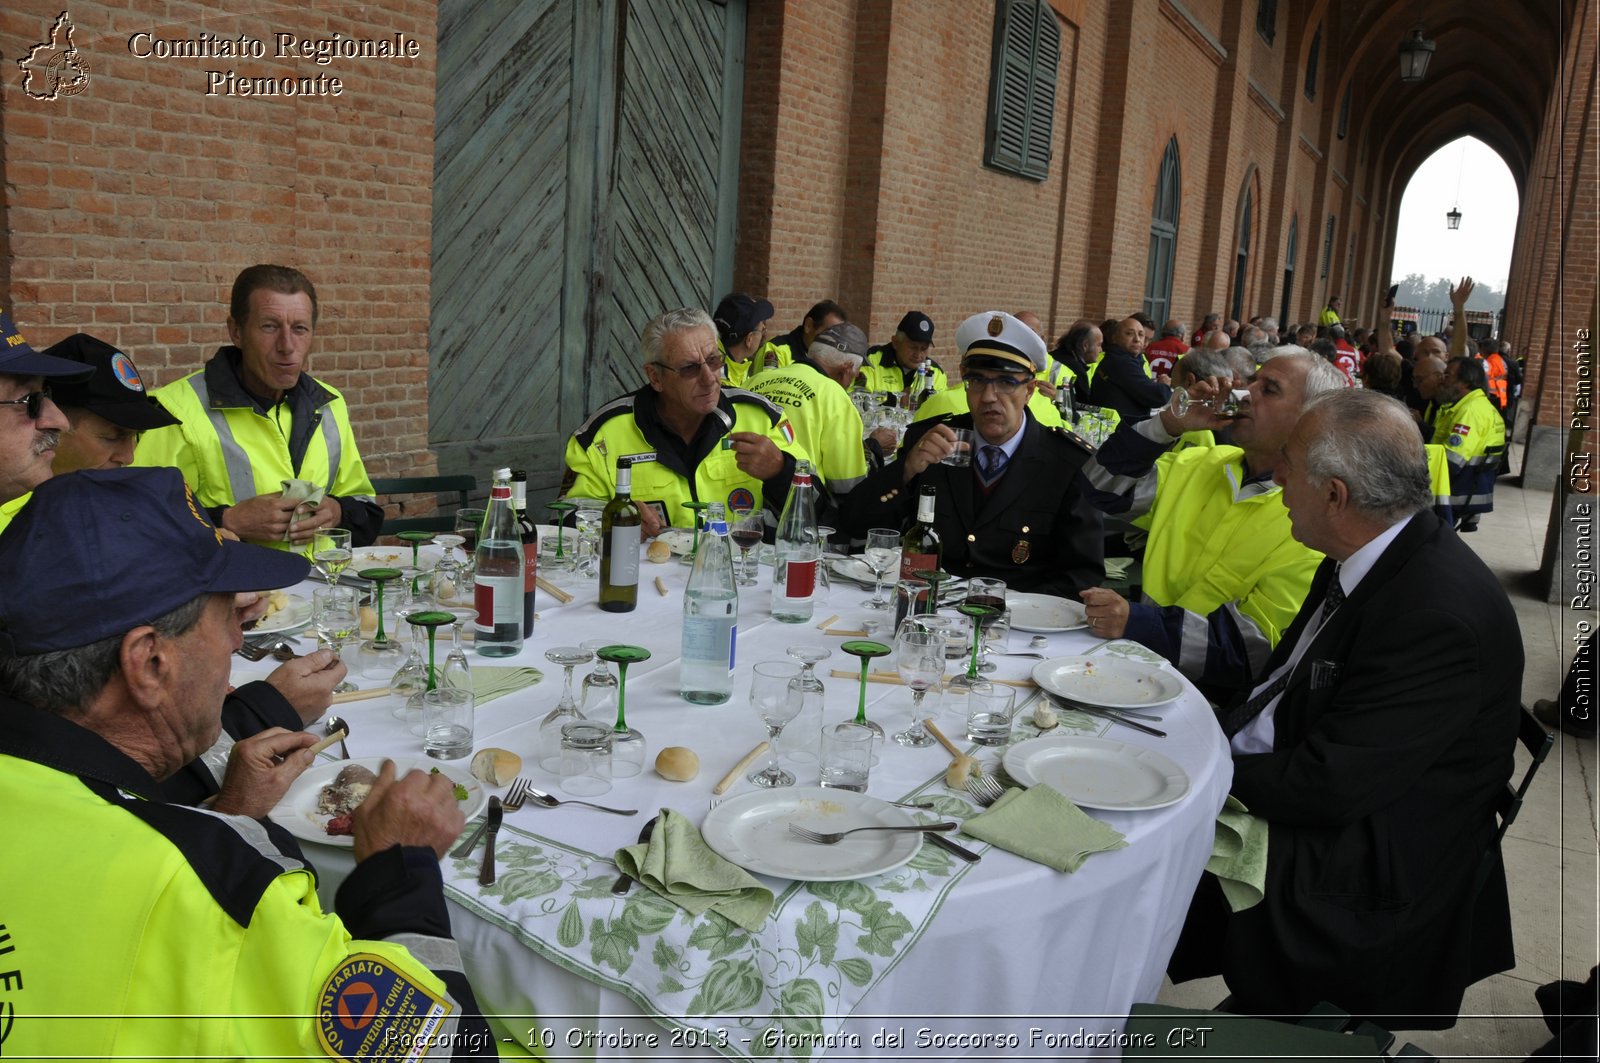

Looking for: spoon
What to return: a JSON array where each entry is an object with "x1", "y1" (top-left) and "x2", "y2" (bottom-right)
[
  {"x1": 325, "y1": 715, "x2": 351, "y2": 760},
  {"x1": 271, "y1": 640, "x2": 298, "y2": 661}
]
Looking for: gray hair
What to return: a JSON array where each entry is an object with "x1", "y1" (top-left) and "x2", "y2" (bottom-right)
[
  {"x1": 1227, "y1": 346, "x2": 1258, "y2": 382},
  {"x1": 1260, "y1": 347, "x2": 1348, "y2": 401},
  {"x1": 1177, "y1": 346, "x2": 1234, "y2": 383},
  {"x1": 1300, "y1": 390, "x2": 1430, "y2": 521},
  {"x1": 806, "y1": 342, "x2": 863, "y2": 377},
  {"x1": 639, "y1": 307, "x2": 716, "y2": 370},
  {"x1": 0, "y1": 594, "x2": 208, "y2": 716}
]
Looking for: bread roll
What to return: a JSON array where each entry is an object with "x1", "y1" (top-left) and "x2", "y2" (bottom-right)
[
  {"x1": 470, "y1": 747, "x2": 522, "y2": 786},
  {"x1": 655, "y1": 746, "x2": 700, "y2": 781},
  {"x1": 646, "y1": 539, "x2": 672, "y2": 564},
  {"x1": 944, "y1": 756, "x2": 981, "y2": 790}
]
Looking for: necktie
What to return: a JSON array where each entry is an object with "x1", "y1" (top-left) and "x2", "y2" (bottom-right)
[
  {"x1": 1220, "y1": 567, "x2": 1345, "y2": 738},
  {"x1": 978, "y1": 445, "x2": 1007, "y2": 484}
]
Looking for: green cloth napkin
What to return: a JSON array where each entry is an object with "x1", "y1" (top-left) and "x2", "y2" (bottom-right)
[
  {"x1": 1206, "y1": 795, "x2": 1268, "y2": 912},
  {"x1": 961, "y1": 785, "x2": 1126, "y2": 872},
  {"x1": 615, "y1": 808, "x2": 775, "y2": 932},
  {"x1": 280, "y1": 478, "x2": 325, "y2": 520},
  {"x1": 469, "y1": 665, "x2": 543, "y2": 706},
  {"x1": 1104, "y1": 556, "x2": 1133, "y2": 582}
]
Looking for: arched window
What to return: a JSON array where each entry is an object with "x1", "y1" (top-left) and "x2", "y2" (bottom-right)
[
  {"x1": 1230, "y1": 184, "x2": 1253, "y2": 322},
  {"x1": 1143, "y1": 137, "x2": 1181, "y2": 322},
  {"x1": 1279, "y1": 215, "x2": 1298, "y2": 328},
  {"x1": 1304, "y1": 25, "x2": 1322, "y2": 100}
]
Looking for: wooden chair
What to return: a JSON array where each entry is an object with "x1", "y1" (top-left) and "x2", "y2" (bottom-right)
[{"x1": 371, "y1": 474, "x2": 477, "y2": 536}]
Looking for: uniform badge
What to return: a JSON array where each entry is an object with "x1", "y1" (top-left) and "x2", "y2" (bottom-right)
[
  {"x1": 728, "y1": 487, "x2": 755, "y2": 512},
  {"x1": 110, "y1": 351, "x2": 145, "y2": 391},
  {"x1": 315, "y1": 952, "x2": 452, "y2": 1060},
  {"x1": 987, "y1": 315, "x2": 1005, "y2": 337},
  {"x1": 1012, "y1": 527, "x2": 1031, "y2": 565}
]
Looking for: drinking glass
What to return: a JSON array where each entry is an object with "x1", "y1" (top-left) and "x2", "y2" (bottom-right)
[
  {"x1": 560, "y1": 720, "x2": 613, "y2": 796},
  {"x1": 356, "y1": 567, "x2": 403, "y2": 678},
  {"x1": 892, "y1": 623, "x2": 945, "y2": 747},
  {"x1": 939, "y1": 428, "x2": 975, "y2": 467},
  {"x1": 433, "y1": 532, "x2": 466, "y2": 566},
  {"x1": 422, "y1": 687, "x2": 475, "y2": 760},
  {"x1": 440, "y1": 607, "x2": 475, "y2": 691},
  {"x1": 574, "y1": 504, "x2": 604, "y2": 578},
  {"x1": 579, "y1": 637, "x2": 618, "y2": 713},
  {"x1": 840, "y1": 639, "x2": 891, "y2": 744},
  {"x1": 312, "y1": 586, "x2": 359, "y2": 693},
  {"x1": 965, "y1": 684, "x2": 1018, "y2": 746},
  {"x1": 819, "y1": 722, "x2": 874, "y2": 792},
  {"x1": 454, "y1": 509, "x2": 485, "y2": 554},
  {"x1": 540, "y1": 646, "x2": 594, "y2": 772},
  {"x1": 747, "y1": 662, "x2": 804, "y2": 788},
  {"x1": 861, "y1": 528, "x2": 901, "y2": 609},
  {"x1": 596, "y1": 645, "x2": 650, "y2": 777},
  {"x1": 730, "y1": 508, "x2": 764, "y2": 587},
  {"x1": 781, "y1": 645, "x2": 830, "y2": 763},
  {"x1": 310, "y1": 528, "x2": 353, "y2": 587},
  {"x1": 892, "y1": 577, "x2": 931, "y2": 631}
]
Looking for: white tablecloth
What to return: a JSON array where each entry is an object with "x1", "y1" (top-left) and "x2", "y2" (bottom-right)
[{"x1": 258, "y1": 556, "x2": 1231, "y2": 1060}]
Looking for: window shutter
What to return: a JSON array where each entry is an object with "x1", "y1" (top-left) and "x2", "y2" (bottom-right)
[{"x1": 984, "y1": 0, "x2": 1059, "y2": 181}]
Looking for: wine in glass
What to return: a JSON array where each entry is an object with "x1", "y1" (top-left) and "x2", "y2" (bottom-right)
[
  {"x1": 861, "y1": 528, "x2": 900, "y2": 610},
  {"x1": 311, "y1": 528, "x2": 353, "y2": 587},
  {"x1": 892, "y1": 623, "x2": 945, "y2": 747},
  {"x1": 747, "y1": 662, "x2": 804, "y2": 787},
  {"x1": 595, "y1": 644, "x2": 650, "y2": 777},
  {"x1": 540, "y1": 646, "x2": 594, "y2": 772},
  {"x1": 964, "y1": 577, "x2": 1009, "y2": 675},
  {"x1": 730, "y1": 508, "x2": 764, "y2": 587},
  {"x1": 311, "y1": 586, "x2": 360, "y2": 693}
]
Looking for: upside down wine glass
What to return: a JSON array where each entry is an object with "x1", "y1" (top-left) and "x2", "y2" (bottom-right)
[
  {"x1": 539, "y1": 645, "x2": 594, "y2": 772},
  {"x1": 862, "y1": 528, "x2": 900, "y2": 610},
  {"x1": 952, "y1": 601, "x2": 1002, "y2": 691},
  {"x1": 356, "y1": 567, "x2": 404, "y2": 678},
  {"x1": 596, "y1": 645, "x2": 650, "y2": 777},
  {"x1": 400, "y1": 610, "x2": 455, "y2": 734},
  {"x1": 840, "y1": 639, "x2": 891, "y2": 741}
]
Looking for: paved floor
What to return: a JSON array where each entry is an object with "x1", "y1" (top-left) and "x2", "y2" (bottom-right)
[{"x1": 1155, "y1": 466, "x2": 1599, "y2": 1059}]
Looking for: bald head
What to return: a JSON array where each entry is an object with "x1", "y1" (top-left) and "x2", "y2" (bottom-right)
[
  {"x1": 1414, "y1": 336, "x2": 1448, "y2": 360},
  {"x1": 1413, "y1": 355, "x2": 1447, "y2": 400},
  {"x1": 1015, "y1": 311, "x2": 1045, "y2": 340},
  {"x1": 1203, "y1": 329, "x2": 1230, "y2": 351}
]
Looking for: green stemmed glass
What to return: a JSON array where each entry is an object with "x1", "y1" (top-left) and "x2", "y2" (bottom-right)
[
  {"x1": 840, "y1": 639, "x2": 891, "y2": 741},
  {"x1": 547, "y1": 501, "x2": 577, "y2": 569},
  {"x1": 951, "y1": 602, "x2": 1001, "y2": 690},
  {"x1": 914, "y1": 568, "x2": 953, "y2": 614},
  {"x1": 396, "y1": 530, "x2": 435, "y2": 572},
  {"x1": 680, "y1": 500, "x2": 712, "y2": 565},
  {"x1": 357, "y1": 567, "x2": 404, "y2": 677},
  {"x1": 596, "y1": 645, "x2": 651, "y2": 777},
  {"x1": 401, "y1": 610, "x2": 455, "y2": 735}
]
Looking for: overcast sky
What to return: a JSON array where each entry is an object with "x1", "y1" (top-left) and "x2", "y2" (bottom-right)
[{"x1": 1392, "y1": 136, "x2": 1518, "y2": 293}]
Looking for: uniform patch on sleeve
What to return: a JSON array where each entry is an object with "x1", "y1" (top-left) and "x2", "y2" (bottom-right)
[
  {"x1": 777, "y1": 419, "x2": 796, "y2": 444},
  {"x1": 316, "y1": 953, "x2": 452, "y2": 1060}
]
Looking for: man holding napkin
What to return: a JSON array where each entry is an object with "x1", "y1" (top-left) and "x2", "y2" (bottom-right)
[{"x1": 1168, "y1": 389, "x2": 1521, "y2": 1028}]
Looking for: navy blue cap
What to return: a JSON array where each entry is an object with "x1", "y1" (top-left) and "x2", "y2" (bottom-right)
[
  {"x1": 897, "y1": 311, "x2": 934, "y2": 344},
  {"x1": 0, "y1": 309, "x2": 94, "y2": 381},
  {"x1": 0, "y1": 467, "x2": 310, "y2": 656},
  {"x1": 712, "y1": 292, "x2": 775, "y2": 342}
]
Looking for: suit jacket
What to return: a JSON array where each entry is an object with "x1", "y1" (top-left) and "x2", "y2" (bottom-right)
[
  {"x1": 839, "y1": 412, "x2": 1103, "y2": 597},
  {"x1": 1087, "y1": 343, "x2": 1170, "y2": 420},
  {"x1": 1215, "y1": 511, "x2": 1521, "y2": 1024}
]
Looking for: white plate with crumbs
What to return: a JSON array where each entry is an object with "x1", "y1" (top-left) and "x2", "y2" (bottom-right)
[
  {"x1": 701, "y1": 787, "x2": 922, "y2": 881},
  {"x1": 1004, "y1": 735, "x2": 1190, "y2": 811},
  {"x1": 1031, "y1": 655, "x2": 1184, "y2": 710},
  {"x1": 249, "y1": 593, "x2": 312, "y2": 636},
  {"x1": 1006, "y1": 592, "x2": 1088, "y2": 633}
]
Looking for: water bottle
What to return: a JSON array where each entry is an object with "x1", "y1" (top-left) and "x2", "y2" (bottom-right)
[
  {"x1": 771, "y1": 461, "x2": 820, "y2": 623},
  {"x1": 473, "y1": 468, "x2": 524, "y2": 656},
  {"x1": 679, "y1": 502, "x2": 738, "y2": 704}
]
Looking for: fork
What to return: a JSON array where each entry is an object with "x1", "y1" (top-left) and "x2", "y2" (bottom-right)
[
  {"x1": 786, "y1": 821, "x2": 957, "y2": 845},
  {"x1": 451, "y1": 779, "x2": 533, "y2": 859},
  {"x1": 235, "y1": 641, "x2": 275, "y2": 661},
  {"x1": 966, "y1": 774, "x2": 1007, "y2": 806},
  {"x1": 520, "y1": 782, "x2": 637, "y2": 816}
]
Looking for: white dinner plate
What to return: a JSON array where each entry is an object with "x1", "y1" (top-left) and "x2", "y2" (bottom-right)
[
  {"x1": 249, "y1": 593, "x2": 312, "y2": 636},
  {"x1": 351, "y1": 544, "x2": 445, "y2": 571},
  {"x1": 270, "y1": 756, "x2": 486, "y2": 849},
  {"x1": 655, "y1": 528, "x2": 696, "y2": 555},
  {"x1": 701, "y1": 786, "x2": 922, "y2": 881},
  {"x1": 828, "y1": 557, "x2": 880, "y2": 586},
  {"x1": 1006, "y1": 592, "x2": 1088, "y2": 633},
  {"x1": 1004, "y1": 735, "x2": 1190, "y2": 811},
  {"x1": 1032, "y1": 655, "x2": 1184, "y2": 710}
]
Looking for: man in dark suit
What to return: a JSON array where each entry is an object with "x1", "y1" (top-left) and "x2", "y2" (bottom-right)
[
  {"x1": 1169, "y1": 388, "x2": 1522, "y2": 1027},
  {"x1": 840, "y1": 311, "x2": 1103, "y2": 598}
]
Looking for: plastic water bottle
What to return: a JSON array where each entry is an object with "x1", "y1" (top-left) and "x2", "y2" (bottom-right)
[
  {"x1": 679, "y1": 502, "x2": 738, "y2": 704},
  {"x1": 473, "y1": 468, "x2": 524, "y2": 656},
  {"x1": 771, "y1": 461, "x2": 820, "y2": 623}
]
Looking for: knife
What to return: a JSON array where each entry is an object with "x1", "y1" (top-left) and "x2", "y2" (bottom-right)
[
  {"x1": 611, "y1": 815, "x2": 660, "y2": 896},
  {"x1": 1045, "y1": 692, "x2": 1167, "y2": 738},
  {"x1": 452, "y1": 814, "x2": 490, "y2": 859},
  {"x1": 478, "y1": 796, "x2": 503, "y2": 886},
  {"x1": 925, "y1": 831, "x2": 982, "y2": 863}
]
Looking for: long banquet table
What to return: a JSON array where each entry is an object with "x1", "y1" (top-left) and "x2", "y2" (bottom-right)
[{"x1": 246, "y1": 551, "x2": 1232, "y2": 1060}]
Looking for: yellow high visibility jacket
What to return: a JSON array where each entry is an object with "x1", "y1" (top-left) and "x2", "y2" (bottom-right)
[
  {"x1": 856, "y1": 346, "x2": 949, "y2": 398},
  {"x1": 0, "y1": 492, "x2": 26, "y2": 535},
  {"x1": 719, "y1": 340, "x2": 788, "y2": 389},
  {"x1": 912, "y1": 382, "x2": 1066, "y2": 428},
  {"x1": 749, "y1": 362, "x2": 868, "y2": 493},
  {"x1": 1432, "y1": 389, "x2": 1506, "y2": 467}
]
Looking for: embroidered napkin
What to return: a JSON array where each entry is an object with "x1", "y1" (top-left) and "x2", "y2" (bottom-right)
[
  {"x1": 961, "y1": 785, "x2": 1127, "y2": 872},
  {"x1": 614, "y1": 808, "x2": 775, "y2": 931},
  {"x1": 1206, "y1": 795, "x2": 1268, "y2": 912},
  {"x1": 469, "y1": 666, "x2": 544, "y2": 707}
]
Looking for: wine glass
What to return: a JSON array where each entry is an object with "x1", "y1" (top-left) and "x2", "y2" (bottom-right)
[
  {"x1": 440, "y1": 607, "x2": 475, "y2": 691},
  {"x1": 395, "y1": 530, "x2": 435, "y2": 573},
  {"x1": 539, "y1": 646, "x2": 594, "y2": 772},
  {"x1": 454, "y1": 509, "x2": 484, "y2": 554},
  {"x1": 781, "y1": 645, "x2": 830, "y2": 763},
  {"x1": 400, "y1": 609, "x2": 454, "y2": 733},
  {"x1": 979, "y1": 608, "x2": 1013, "y2": 673},
  {"x1": 952, "y1": 600, "x2": 1002, "y2": 690},
  {"x1": 356, "y1": 567, "x2": 404, "y2": 678},
  {"x1": 680, "y1": 500, "x2": 712, "y2": 565},
  {"x1": 596, "y1": 645, "x2": 650, "y2": 777},
  {"x1": 546, "y1": 500, "x2": 577, "y2": 573},
  {"x1": 571, "y1": 502, "x2": 604, "y2": 578},
  {"x1": 312, "y1": 586, "x2": 360, "y2": 693},
  {"x1": 310, "y1": 528, "x2": 353, "y2": 587},
  {"x1": 814, "y1": 524, "x2": 838, "y2": 591},
  {"x1": 861, "y1": 528, "x2": 901, "y2": 609},
  {"x1": 747, "y1": 662, "x2": 804, "y2": 787},
  {"x1": 730, "y1": 508, "x2": 764, "y2": 587},
  {"x1": 579, "y1": 637, "x2": 618, "y2": 712},
  {"x1": 892, "y1": 623, "x2": 945, "y2": 747},
  {"x1": 964, "y1": 578, "x2": 1008, "y2": 674},
  {"x1": 839, "y1": 639, "x2": 891, "y2": 742}
]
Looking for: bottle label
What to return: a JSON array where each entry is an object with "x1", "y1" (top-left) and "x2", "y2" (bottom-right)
[
  {"x1": 900, "y1": 552, "x2": 938, "y2": 582},
  {"x1": 523, "y1": 543, "x2": 537, "y2": 593},
  {"x1": 916, "y1": 494, "x2": 936, "y2": 523},
  {"x1": 609, "y1": 526, "x2": 640, "y2": 587},
  {"x1": 784, "y1": 558, "x2": 817, "y2": 598},
  {"x1": 474, "y1": 574, "x2": 520, "y2": 630}
]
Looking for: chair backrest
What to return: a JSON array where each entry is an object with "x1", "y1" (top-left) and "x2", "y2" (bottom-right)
[
  {"x1": 1471, "y1": 705, "x2": 1555, "y2": 898},
  {"x1": 372, "y1": 475, "x2": 478, "y2": 536}
]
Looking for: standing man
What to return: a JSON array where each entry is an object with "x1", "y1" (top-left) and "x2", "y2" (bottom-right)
[
  {"x1": 0, "y1": 310, "x2": 93, "y2": 528},
  {"x1": 841, "y1": 312, "x2": 1103, "y2": 597},
  {"x1": 134, "y1": 265, "x2": 381, "y2": 548},
  {"x1": 1318, "y1": 295, "x2": 1343, "y2": 328},
  {"x1": 858, "y1": 311, "x2": 948, "y2": 399},
  {"x1": 1169, "y1": 389, "x2": 1520, "y2": 1024},
  {"x1": 1434, "y1": 356, "x2": 1507, "y2": 530}
]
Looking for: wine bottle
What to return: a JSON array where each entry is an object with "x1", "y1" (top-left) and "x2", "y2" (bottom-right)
[
  {"x1": 599, "y1": 459, "x2": 642, "y2": 613},
  {"x1": 771, "y1": 460, "x2": 820, "y2": 623},
  {"x1": 899, "y1": 484, "x2": 942, "y2": 583},
  {"x1": 510, "y1": 469, "x2": 538, "y2": 639},
  {"x1": 473, "y1": 468, "x2": 524, "y2": 656},
  {"x1": 680, "y1": 502, "x2": 737, "y2": 704}
]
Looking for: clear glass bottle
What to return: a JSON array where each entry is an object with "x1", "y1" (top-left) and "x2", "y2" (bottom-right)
[
  {"x1": 680, "y1": 502, "x2": 738, "y2": 704},
  {"x1": 473, "y1": 468, "x2": 524, "y2": 656},
  {"x1": 599, "y1": 460, "x2": 642, "y2": 612},
  {"x1": 771, "y1": 461, "x2": 820, "y2": 623}
]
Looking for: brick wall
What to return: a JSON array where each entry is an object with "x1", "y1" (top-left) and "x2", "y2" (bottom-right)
[{"x1": 0, "y1": 1, "x2": 436, "y2": 480}]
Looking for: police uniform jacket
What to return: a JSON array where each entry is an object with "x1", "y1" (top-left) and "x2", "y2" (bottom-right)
[{"x1": 840, "y1": 411, "x2": 1104, "y2": 598}]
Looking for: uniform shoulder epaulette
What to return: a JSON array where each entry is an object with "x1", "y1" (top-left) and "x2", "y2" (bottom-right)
[
  {"x1": 571, "y1": 393, "x2": 639, "y2": 448},
  {"x1": 724, "y1": 387, "x2": 784, "y2": 425},
  {"x1": 1049, "y1": 424, "x2": 1096, "y2": 454}
]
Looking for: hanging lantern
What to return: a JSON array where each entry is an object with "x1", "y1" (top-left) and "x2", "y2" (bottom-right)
[
  {"x1": 1399, "y1": 29, "x2": 1436, "y2": 82},
  {"x1": 1446, "y1": 207, "x2": 1462, "y2": 230}
]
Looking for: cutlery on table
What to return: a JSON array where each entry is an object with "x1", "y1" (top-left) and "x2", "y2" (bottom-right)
[
  {"x1": 478, "y1": 796, "x2": 504, "y2": 885},
  {"x1": 611, "y1": 815, "x2": 660, "y2": 896},
  {"x1": 324, "y1": 716, "x2": 351, "y2": 760},
  {"x1": 889, "y1": 803, "x2": 985, "y2": 864},
  {"x1": 786, "y1": 821, "x2": 957, "y2": 845},
  {"x1": 1043, "y1": 693, "x2": 1167, "y2": 737},
  {"x1": 520, "y1": 782, "x2": 637, "y2": 816},
  {"x1": 452, "y1": 779, "x2": 531, "y2": 859},
  {"x1": 966, "y1": 774, "x2": 1007, "y2": 807}
]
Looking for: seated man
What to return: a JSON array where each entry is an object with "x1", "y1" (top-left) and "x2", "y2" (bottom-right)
[
  {"x1": 134, "y1": 264, "x2": 382, "y2": 549},
  {"x1": 0, "y1": 467, "x2": 490, "y2": 1056},
  {"x1": 713, "y1": 291, "x2": 780, "y2": 388},
  {"x1": 841, "y1": 311, "x2": 1103, "y2": 598},
  {"x1": 1088, "y1": 316, "x2": 1170, "y2": 421},
  {"x1": 562, "y1": 306, "x2": 809, "y2": 538},
  {"x1": 1169, "y1": 389, "x2": 1520, "y2": 1025},
  {"x1": 766, "y1": 299, "x2": 847, "y2": 368},
  {"x1": 750, "y1": 323, "x2": 872, "y2": 499},
  {"x1": 0, "y1": 310, "x2": 93, "y2": 530},
  {"x1": 1434, "y1": 356, "x2": 1507, "y2": 530},
  {"x1": 858, "y1": 311, "x2": 948, "y2": 400},
  {"x1": 43, "y1": 332, "x2": 180, "y2": 473},
  {"x1": 1143, "y1": 319, "x2": 1190, "y2": 380},
  {"x1": 1079, "y1": 349, "x2": 1345, "y2": 702}
]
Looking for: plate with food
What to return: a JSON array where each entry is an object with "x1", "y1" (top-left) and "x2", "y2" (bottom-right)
[
  {"x1": 700, "y1": 786, "x2": 922, "y2": 881},
  {"x1": 827, "y1": 557, "x2": 880, "y2": 587},
  {"x1": 1006, "y1": 592, "x2": 1088, "y2": 633},
  {"x1": 351, "y1": 544, "x2": 445, "y2": 571},
  {"x1": 247, "y1": 590, "x2": 312, "y2": 636},
  {"x1": 270, "y1": 756, "x2": 486, "y2": 848},
  {"x1": 1003, "y1": 735, "x2": 1190, "y2": 811},
  {"x1": 1031, "y1": 655, "x2": 1184, "y2": 710}
]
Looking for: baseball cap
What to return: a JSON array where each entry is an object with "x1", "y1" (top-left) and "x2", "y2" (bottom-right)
[
  {"x1": 712, "y1": 293, "x2": 775, "y2": 341},
  {"x1": 810, "y1": 322, "x2": 868, "y2": 359},
  {"x1": 897, "y1": 311, "x2": 934, "y2": 344},
  {"x1": 955, "y1": 311, "x2": 1048, "y2": 374},
  {"x1": 0, "y1": 309, "x2": 94, "y2": 381},
  {"x1": 0, "y1": 467, "x2": 310, "y2": 656},
  {"x1": 41, "y1": 334, "x2": 181, "y2": 430}
]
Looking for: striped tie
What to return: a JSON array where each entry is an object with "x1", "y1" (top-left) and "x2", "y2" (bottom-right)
[{"x1": 978, "y1": 445, "x2": 1007, "y2": 485}]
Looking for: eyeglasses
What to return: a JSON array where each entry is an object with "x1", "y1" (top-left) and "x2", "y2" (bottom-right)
[
  {"x1": 962, "y1": 375, "x2": 1030, "y2": 394},
  {"x1": 651, "y1": 354, "x2": 726, "y2": 380},
  {"x1": 0, "y1": 387, "x2": 52, "y2": 420}
]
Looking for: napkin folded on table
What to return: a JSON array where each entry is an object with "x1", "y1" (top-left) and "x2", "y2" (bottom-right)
[
  {"x1": 470, "y1": 666, "x2": 544, "y2": 707},
  {"x1": 614, "y1": 808, "x2": 774, "y2": 932},
  {"x1": 961, "y1": 785, "x2": 1126, "y2": 872},
  {"x1": 1206, "y1": 795, "x2": 1268, "y2": 912}
]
